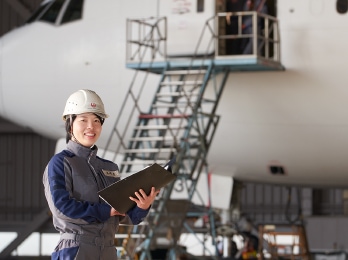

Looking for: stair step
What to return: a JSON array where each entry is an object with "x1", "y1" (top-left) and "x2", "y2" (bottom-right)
[
  {"x1": 129, "y1": 136, "x2": 174, "y2": 142},
  {"x1": 120, "y1": 159, "x2": 169, "y2": 165},
  {"x1": 164, "y1": 69, "x2": 206, "y2": 75},
  {"x1": 115, "y1": 234, "x2": 146, "y2": 239},
  {"x1": 156, "y1": 92, "x2": 199, "y2": 97},
  {"x1": 139, "y1": 114, "x2": 190, "y2": 119},
  {"x1": 151, "y1": 103, "x2": 191, "y2": 108},
  {"x1": 160, "y1": 80, "x2": 203, "y2": 86},
  {"x1": 134, "y1": 125, "x2": 185, "y2": 130},
  {"x1": 124, "y1": 148, "x2": 177, "y2": 153}
]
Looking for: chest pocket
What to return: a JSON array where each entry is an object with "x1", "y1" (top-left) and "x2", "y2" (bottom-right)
[{"x1": 68, "y1": 158, "x2": 99, "y2": 202}]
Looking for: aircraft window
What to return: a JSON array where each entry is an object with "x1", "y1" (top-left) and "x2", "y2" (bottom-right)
[
  {"x1": 61, "y1": 0, "x2": 84, "y2": 24},
  {"x1": 39, "y1": 0, "x2": 65, "y2": 24},
  {"x1": 337, "y1": 0, "x2": 348, "y2": 14},
  {"x1": 26, "y1": 2, "x2": 52, "y2": 24},
  {"x1": 197, "y1": 0, "x2": 204, "y2": 12},
  {"x1": 269, "y1": 166, "x2": 285, "y2": 175}
]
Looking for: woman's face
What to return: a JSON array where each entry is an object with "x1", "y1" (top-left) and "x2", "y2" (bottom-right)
[{"x1": 71, "y1": 113, "x2": 102, "y2": 147}]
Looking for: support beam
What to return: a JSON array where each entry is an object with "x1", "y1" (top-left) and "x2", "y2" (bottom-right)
[{"x1": 0, "y1": 208, "x2": 51, "y2": 259}]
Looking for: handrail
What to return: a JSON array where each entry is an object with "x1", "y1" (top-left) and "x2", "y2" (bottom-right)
[
  {"x1": 102, "y1": 17, "x2": 167, "y2": 161},
  {"x1": 126, "y1": 16, "x2": 167, "y2": 62}
]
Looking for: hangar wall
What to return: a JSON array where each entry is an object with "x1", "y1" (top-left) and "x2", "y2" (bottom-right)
[{"x1": 0, "y1": 117, "x2": 56, "y2": 232}]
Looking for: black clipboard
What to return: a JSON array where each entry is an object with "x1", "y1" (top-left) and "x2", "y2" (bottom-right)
[{"x1": 98, "y1": 157, "x2": 177, "y2": 214}]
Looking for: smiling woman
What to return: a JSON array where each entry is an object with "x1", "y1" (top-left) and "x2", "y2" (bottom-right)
[
  {"x1": 70, "y1": 113, "x2": 103, "y2": 147},
  {"x1": 42, "y1": 89, "x2": 159, "y2": 259}
]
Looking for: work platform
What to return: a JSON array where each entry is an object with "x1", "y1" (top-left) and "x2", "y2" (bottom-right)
[
  {"x1": 125, "y1": 11, "x2": 284, "y2": 74},
  {"x1": 126, "y1": 56, "x2": 285, "y2": 74}
]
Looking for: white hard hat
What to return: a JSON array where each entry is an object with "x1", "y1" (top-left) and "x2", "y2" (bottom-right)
[{"x1": 62, "y1": 89, "x2": 109, "y2": 120}]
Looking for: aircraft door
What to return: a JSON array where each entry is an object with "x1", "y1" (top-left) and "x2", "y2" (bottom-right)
[{"x1": 159, "y1": 0, "x2": 215, "y2": 57}]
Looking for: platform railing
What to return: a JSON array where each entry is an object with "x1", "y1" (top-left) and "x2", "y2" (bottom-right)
[
  {"x1": 125, "y1": 12, "x2": 281, "y2": 64},
  {"x1": 126, "y1": 16, "x2": 167, "y2": 63},
  {"x1": 215, "y1": 11, "x2": 281, "y2": 62}
]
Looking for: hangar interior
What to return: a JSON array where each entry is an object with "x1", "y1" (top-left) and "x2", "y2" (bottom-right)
[{"x1": 1, "y1": 1, "x2": 348, "y2": 260}]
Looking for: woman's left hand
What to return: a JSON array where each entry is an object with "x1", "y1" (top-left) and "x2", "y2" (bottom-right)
[{"x1": 129, "y1": 187, "x2": 160, "y2": 210}]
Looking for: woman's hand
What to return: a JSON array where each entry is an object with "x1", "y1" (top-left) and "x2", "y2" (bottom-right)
[
  {"x1": 129, "y1": 187, "x2": 160, "y2": 210},
  {"x1": 110, "y1": 207, "x2": 126, "y2": 216}
]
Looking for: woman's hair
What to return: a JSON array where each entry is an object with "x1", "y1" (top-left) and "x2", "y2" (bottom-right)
[
  {"x1": 65, "y1": 115, "x2": 76, "y2": 144},
  {"x1": 65, "y1": 114, "x2": 104, "y2": 143}
]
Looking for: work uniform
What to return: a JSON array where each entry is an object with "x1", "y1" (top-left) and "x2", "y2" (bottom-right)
[
  {"x1": 241, "y1": 0, "x2": 268, "y2": 54},
  {"x1": 43, "y1": 140, "x2": 149, "y2": 260}
]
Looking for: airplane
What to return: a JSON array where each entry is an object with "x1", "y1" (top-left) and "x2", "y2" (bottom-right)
[{"x1": 1, "y1": 0, "x2": 348, "y2": 190}]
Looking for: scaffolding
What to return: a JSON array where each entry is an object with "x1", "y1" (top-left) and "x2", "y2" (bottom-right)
[{"x1": 102, "y1": 12, "x2": 283, "y2": 260}]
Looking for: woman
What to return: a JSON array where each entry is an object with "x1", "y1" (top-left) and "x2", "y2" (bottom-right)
[{"x1": 43, "y1": 89, "x2": 159, "y2": 259}]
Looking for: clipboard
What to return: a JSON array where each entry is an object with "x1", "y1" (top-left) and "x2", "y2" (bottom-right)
[{"x1": 98, "y1": 157, "x2": 177, "y2": 214}]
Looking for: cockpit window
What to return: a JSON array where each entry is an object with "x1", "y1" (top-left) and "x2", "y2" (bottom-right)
[
  {"x1": 25, "y1": 0, "x2": 84, "y2": 25},
  {"x1": 61, "y1": 0, "x2": 84, "y2": 24},
  {"x1": 337, "y1": 0, "x2": 348, "y2": 14},
  {"x1": 26, "y1": 1, "x2": 53, "y2": 24},
  {"x1": 39, "y1": 0, "x2": 65, "y2": 24}
]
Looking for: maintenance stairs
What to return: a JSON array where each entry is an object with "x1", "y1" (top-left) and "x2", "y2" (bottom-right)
[
  {"x1": 102, "y1": 14, "x2": 284, "y2": 259},
  {"x1": 105, "y1": 62, "x2": 227, "y2": 259}
]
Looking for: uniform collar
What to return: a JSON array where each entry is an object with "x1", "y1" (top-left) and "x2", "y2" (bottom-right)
[{"x1": 66, "y1": 140, "x2": 98, "y2": 159}]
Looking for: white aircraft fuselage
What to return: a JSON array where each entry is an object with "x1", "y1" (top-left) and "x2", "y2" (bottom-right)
[{"x1": 1, "y1": 0, "x2": 348, "y2": 187}]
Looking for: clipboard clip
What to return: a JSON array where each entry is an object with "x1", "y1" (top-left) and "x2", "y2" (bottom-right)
[{"x1": 164, "y1": 156, "x2": 176, "y2": 173}]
